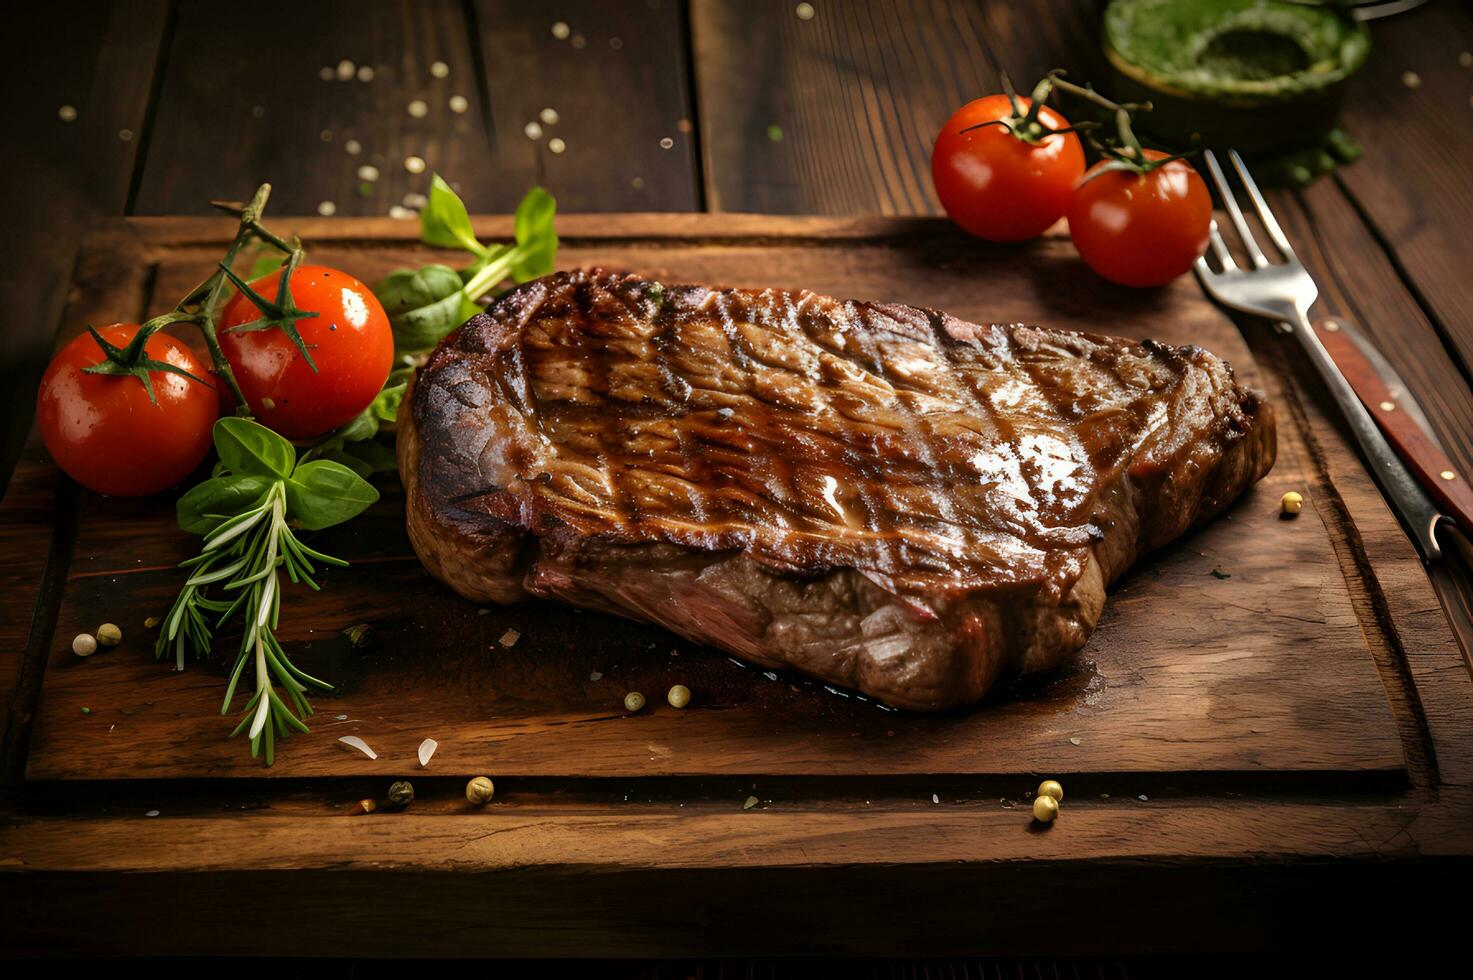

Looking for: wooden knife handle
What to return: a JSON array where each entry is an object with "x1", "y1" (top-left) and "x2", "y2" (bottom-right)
[{"x1": 1315, "y1": 316, "x2": 1473, "y2": 537}]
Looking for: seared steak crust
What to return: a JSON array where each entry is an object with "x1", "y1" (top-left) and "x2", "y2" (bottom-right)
[{"x1": 399, "y1": 271, "x2": 1275, "y2": 709}]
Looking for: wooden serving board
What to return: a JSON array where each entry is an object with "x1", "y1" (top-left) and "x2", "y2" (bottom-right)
[{"x1": 3, "y1": 215, "x2": 1471, "y2": 957}]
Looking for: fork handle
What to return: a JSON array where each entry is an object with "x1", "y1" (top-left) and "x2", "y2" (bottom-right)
[
  {"x1": 1286, "y1": 309, "x2": 1447, "y2": 561},
  {"x1": 1314, "y1": 317, "x2": 1473, "y2": 538}
]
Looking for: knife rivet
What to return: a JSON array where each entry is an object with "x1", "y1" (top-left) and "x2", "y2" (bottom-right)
[
  {"x1": 1324, "y1": 320, "x2": 1340, "y2": 332},
  {"x1": 1441, "y1": 470, "x2": 1458, "y2": 481},
  {"x1": 1378, "y1": 401, "x2": 1396, "y2": 412}
]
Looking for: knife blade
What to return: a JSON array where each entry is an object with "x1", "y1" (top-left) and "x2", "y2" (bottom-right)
[{"x1": 1314, "y1": 315, "x2": 1473, "y2": 538}]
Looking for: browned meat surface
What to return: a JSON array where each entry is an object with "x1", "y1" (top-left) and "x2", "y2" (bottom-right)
[{"x1": 398, "y1": 270, "x2": 1276, "y2": 710}]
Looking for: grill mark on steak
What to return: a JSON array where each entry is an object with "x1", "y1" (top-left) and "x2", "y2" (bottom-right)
[{"x1": 400, "y1": 270, "x2": 1276, "y2": 710}]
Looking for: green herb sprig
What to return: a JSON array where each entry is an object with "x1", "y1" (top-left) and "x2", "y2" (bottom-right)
[
  {"x1": 159, "y1": 418, "x2": 378, "y2": 764},
  {"x1": 376, "y1": 176, "x2": 558, "y2": 355}
]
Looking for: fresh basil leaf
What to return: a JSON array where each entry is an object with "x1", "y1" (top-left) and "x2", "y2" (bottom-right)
[
  {"x1": 511, "y1": 186, "x2": 557, "y2": 282},
  {"x1": 395, "y1": 289, "x2": 470, "y2": 351},
  {"x1": 177, "y1": 475, "x2": 274, "y2": 535},
  {"x1": 420, "y1": 174, "x2": 486, "y2": 257},
  {"x1": 376, "y1": 264, "x2": 462, "y2": 313},
  {"x1": 286, "y1": 460, "x2": 380, "y2": 531},
  {"x1": 343, "y1": 438, "x2": 399, "y2": 474},
  {"x1": 215, "y1": 417, "x2": 295, "y2": 480},
  {"x1": 375, "y1": 264, "x2": 471, "y2": 352},
  {"x1": 314, "y1": 447, "x2": 373, "y2": 479},
  {"x1": 370, "y1": 381, "x2": 406, "y2": 422}
]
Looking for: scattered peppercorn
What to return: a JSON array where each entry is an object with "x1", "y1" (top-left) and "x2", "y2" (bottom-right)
[
  {"x1": 72, "y1": 633, "x2": 97, "y2": 657},
  {"x1": 1281, "y1": 491, "x2": 1303, "y2": 517},
  {"x1": 1033, "y1": 795, "x2": 1059, "y2": 823},
  {"x1": 97, "y1": 623, "x2": 122, "y2": 647},
  {"x1": 144, "y1": 616, "x2": 161, "y2": 629},
  {"x1": 1038, "y1": 779, "x2": 1064, "y2": 803},
  {"x1": 466, "y1": 776, "x2": 495, "y2": 805},
  {"x1": 667, "y1": 684, "x2": 691, "y2": 709},
  {"x1": 388, "y1": 780, "x2": 414, "y2": 807},
  {"x1": 624, "y1": 691, "x2": 646, "y2": 713}
]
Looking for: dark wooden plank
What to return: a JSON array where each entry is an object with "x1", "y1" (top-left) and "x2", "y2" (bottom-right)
[
  {"x1": 132, "y1": 0, "x2": 522, "y2": 216},
  {"x1": 472, "y1": 0, "x2": 701, "y2": 211},
  {"x1": 1334, "y1": 2, "x2": 1473, "y2": 380},
  {"x1": 692, "y1": 0, "x2": 1005, "y2": 214},
  {"x1": 0, "y1": 2, "x2": 167, "y2": 751}
]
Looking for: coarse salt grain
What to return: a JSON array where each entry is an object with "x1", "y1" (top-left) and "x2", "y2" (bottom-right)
[
  {"x1": 659, "y1": 137, "x2": 674, "y2": 149},
  {"x1": 500, "y1": 628, "x2": 521, "y2": 647},
  {"x1": 337, "y1": 735, "x2": 378, "y2": 759},
  {"x1": 418, "y1": 738, "x2": 439, "y2": 767}
]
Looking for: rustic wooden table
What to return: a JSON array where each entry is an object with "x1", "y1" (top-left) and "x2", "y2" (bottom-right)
[{"x1": 3, "y1": 0, "x2": 1473, "y2": 967}]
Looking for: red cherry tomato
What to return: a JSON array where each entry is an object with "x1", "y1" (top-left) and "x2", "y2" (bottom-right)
[
  {"x1": 218, "y1": 264, "x2": 393, "y2": 439},
  {"x1": 1066, "y1": 151, "x2": 1212, "y2": 288},
  {"x1": 931, "y1": 94, "x2": 1086, "y2": 243},
  {"x1": 37, "y1": 324, "x2": 218, "y2": 497}
]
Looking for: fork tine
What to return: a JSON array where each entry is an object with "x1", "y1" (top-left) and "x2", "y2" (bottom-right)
[
  {"x1": 1206, "y1": 219, "x2": 1237, "y2": 272},
  {"x1": 1202, "y1": 149, "x2": 1268, "y2": 269},
  {"x1": 1228, "y1": 149, "x2": 1295, "y2": 260}
]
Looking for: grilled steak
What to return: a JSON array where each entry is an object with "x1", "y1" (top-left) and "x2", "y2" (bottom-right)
[{"x1": 398, "y1": 270, "x2": 1275, "y2": 710}]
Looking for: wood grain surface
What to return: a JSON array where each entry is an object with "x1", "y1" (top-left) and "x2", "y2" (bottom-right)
[
  {"x1": 5, "y1": 0, "x2": 1473, "y2": 962},
  {"x1": 23, "y1": 217, "x2": 1408, "y2": 783}
]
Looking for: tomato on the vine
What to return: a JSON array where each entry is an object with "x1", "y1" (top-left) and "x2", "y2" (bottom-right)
[
  {"x1": 218, "y1": 264, "x2": 393, "y2": 439},
  {"x1": 37, "y1": 324, "x2": 218, "y2": 497},
  {"x1": 1066, "y1": 150, "x2": 1211, "y2": 288},
  {"x1": 931, "y1": 89, "x2": 1085, "y2": 243}
]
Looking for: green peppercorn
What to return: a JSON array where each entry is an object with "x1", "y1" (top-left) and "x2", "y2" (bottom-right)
[
  {"x1": 388, "y1": 780, "x2": 414, "y2": 807},
  {"x1": 667, "y1": 684, "x2": 691, "y2": 709},
  {"x1": 465, "y1": 776, "x2": 495, "y2": 805},
  {"x1": 97, "y1": 623, "x2": 123, "y2": 647},
  {"x1": 624, "y1": 691, "x2": 646, "y2": 713}
]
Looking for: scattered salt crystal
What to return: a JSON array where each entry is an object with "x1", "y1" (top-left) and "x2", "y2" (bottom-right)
[
  {"x1": 1138, "y1": 794, "x2": 1149, "y2": 802},
  {"x1": 430, "y1": 60, "x2": 450, "y2": 78},
  {"x1": 145, "y1": 810, "x2": 160, "y2": 817},
  {"x1": 659, "y1": 137, "x2": 674, "y2": 149},
  {"x1": 337, "y1": 735, "x2": 378, "y2": 759},
  {"x1": 418, "y1": 738, "x2": 439, "y2": 768},
  {"x1": 931, "y1": 794, "x2": 939, "y2": 804},
  {"x1": 477, "y1": 608, "x2": 491, "y2": 616},
  {"x1": 1069, "y1": 736, "x2": 1081, "y2": 746},
  {"x1": 335, "y1": 714, "x2": 349, "y2": 721},
  {"x1": 389, "y1": 206, "x2": 415, "y2": 219},
  {"x1": 118, "y1": 129, "x2": 134, "y2": 142},
  {"x1": 590, "y1": 671, "x2": 603, "y2": 681},
  {"x1": 500, "y1": 628, "x2": 521, "y2": 647}
]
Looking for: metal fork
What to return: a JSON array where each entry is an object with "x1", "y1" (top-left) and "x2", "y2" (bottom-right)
[{"x1": 1194, "y1": 149, "x2": 1448, "y2": 561}]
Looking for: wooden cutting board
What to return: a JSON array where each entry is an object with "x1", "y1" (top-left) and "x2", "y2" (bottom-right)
[{"x1": 4, "y1": 214, "x2": 1471, "y2": 957}]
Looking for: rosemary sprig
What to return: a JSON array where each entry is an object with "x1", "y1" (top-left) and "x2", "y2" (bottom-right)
[{"x1": 158, "y1": 418, "x2": 378, "y2": 764}]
